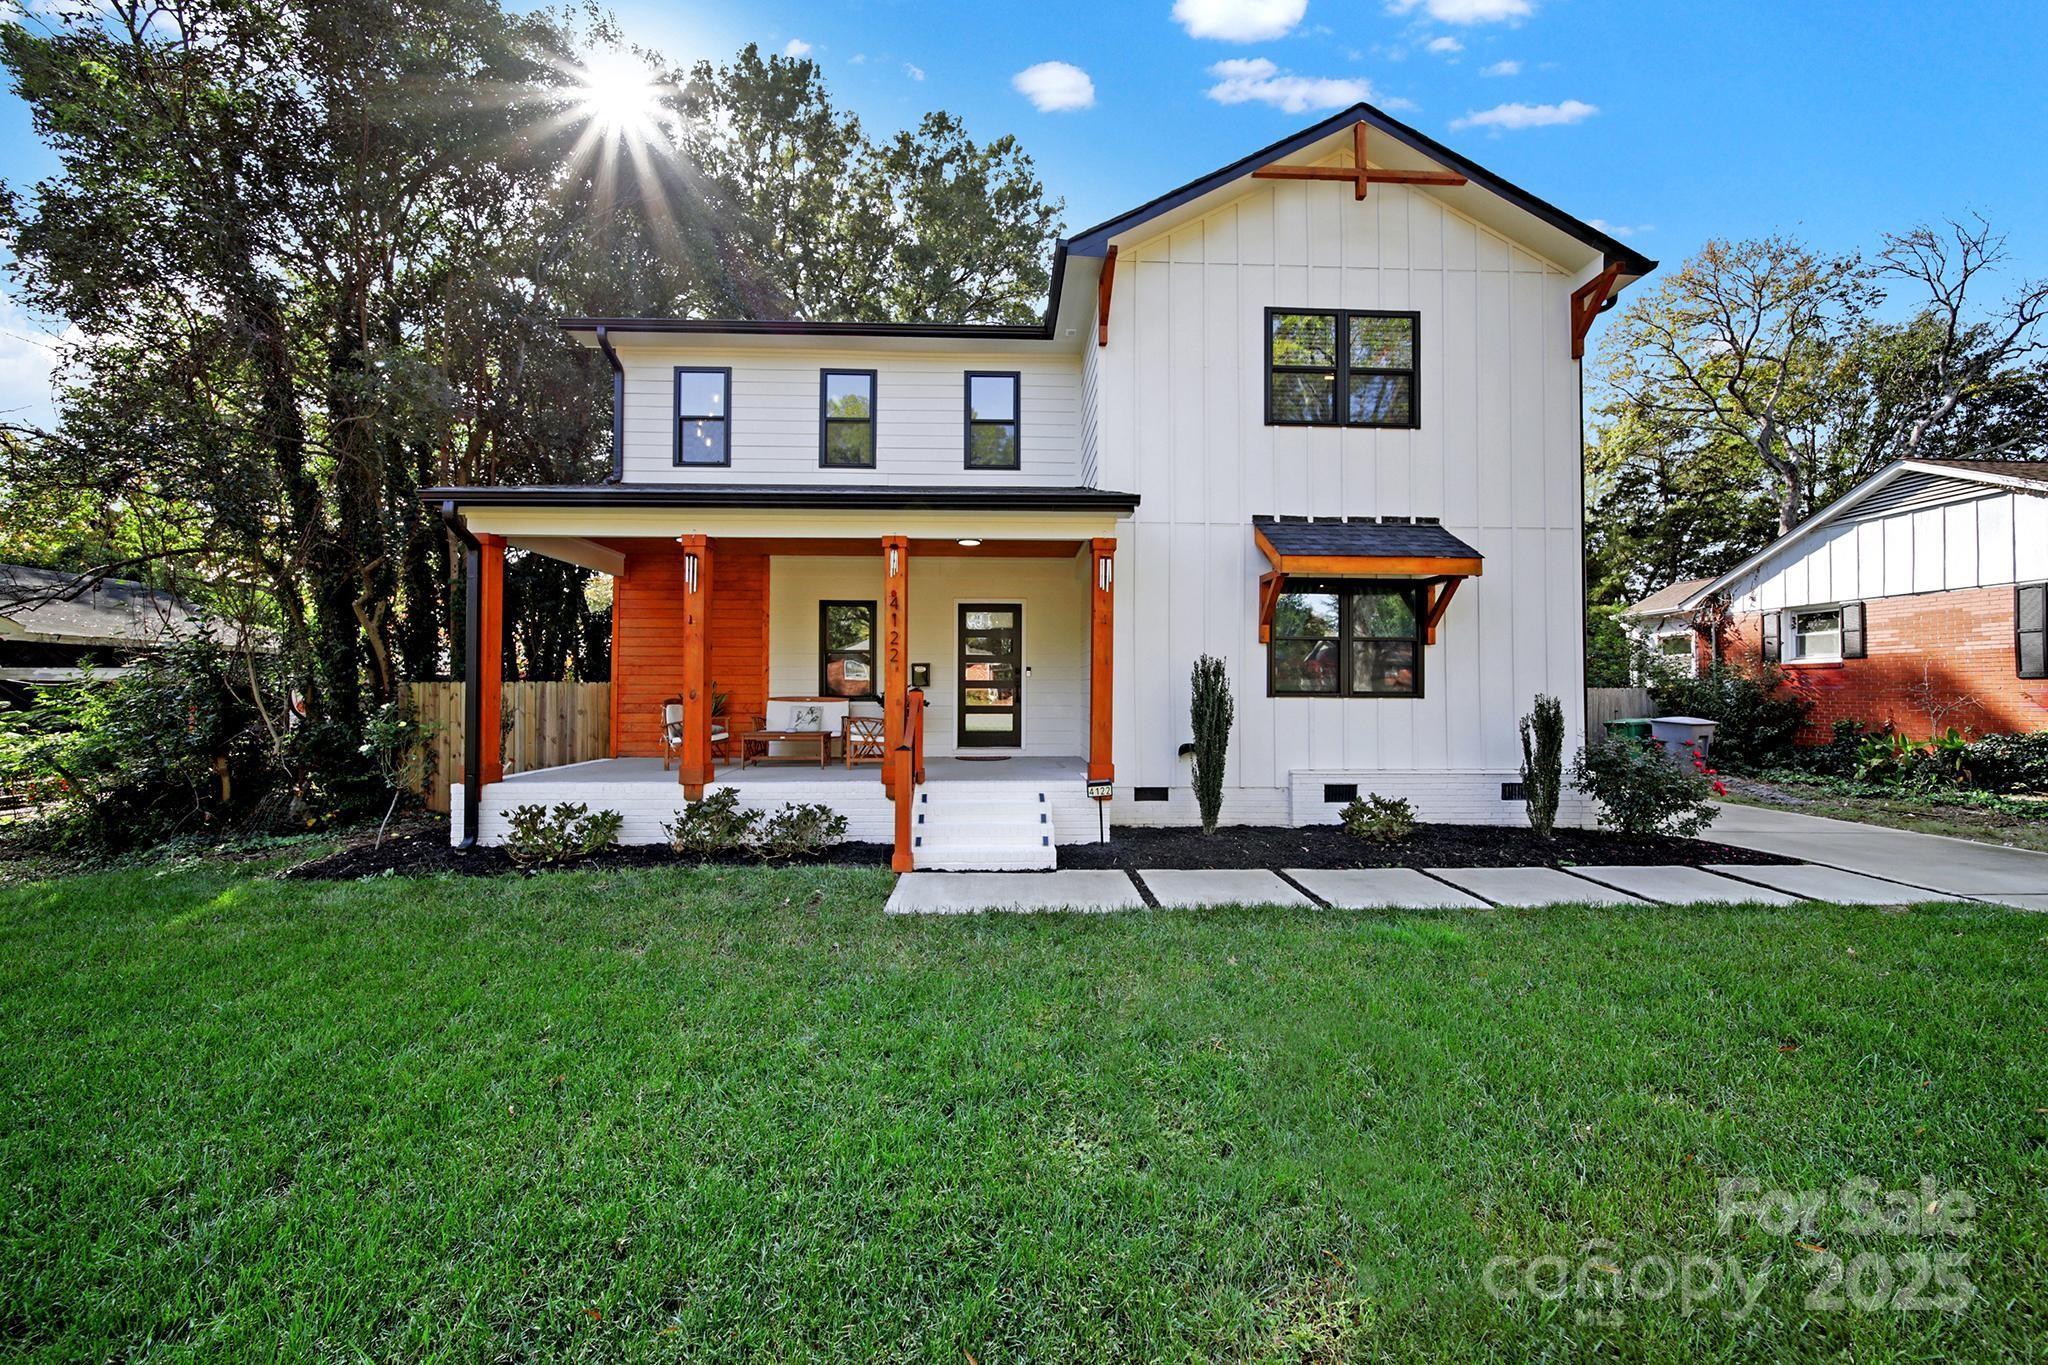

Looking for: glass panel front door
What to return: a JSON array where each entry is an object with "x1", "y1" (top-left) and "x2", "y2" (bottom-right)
[{"x1": 958, "y1": 603, "x2": 1021, "y2": 747}]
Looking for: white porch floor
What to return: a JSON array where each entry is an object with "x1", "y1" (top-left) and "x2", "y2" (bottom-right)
[{"x1": 494, "y1": 754, "x2": 1085, "y2": 787}]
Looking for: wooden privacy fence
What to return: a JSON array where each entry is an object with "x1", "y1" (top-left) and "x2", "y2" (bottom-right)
[
  {"x1": 1586, "y1": 686, "x2": 1654, "y2": 740},
  {"x1": 407, "y1": 681, "x2": 611, "y2": 812}
]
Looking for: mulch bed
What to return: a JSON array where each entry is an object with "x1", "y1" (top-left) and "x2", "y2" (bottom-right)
[
  {"x1": 285, "y1": 831, "x2": 894, "y2": 880},
  {"x1": 1056, "y1": 823, "x2": 1796, "y2": 871}
]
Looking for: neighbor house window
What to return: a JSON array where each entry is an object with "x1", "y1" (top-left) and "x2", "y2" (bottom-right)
[
  {"x1": 674, "y1": 367, "x2": 731, "y2": 466},
  {"x1": 820, "y1": 370, "x2": 877, "y2": 468},
  {"x1": 2019, "y1": 583, "x2": 2047, "y2": 679},
  {"x1": 1789, "y1": 607, "x2": 1841, "y2": 662},
  {"x1": 1265, "y1": 309, "x2": 1419, "y2": 429},
  {"x1": 819, "y1": 601, "x2": 877, "y2": 699},
  {"x1": 1269, "y1": 581, "x2": 1423, "y2": 698},
  {"x1": 965, "y1": 371, "x2": 1020, "y2": 469}
]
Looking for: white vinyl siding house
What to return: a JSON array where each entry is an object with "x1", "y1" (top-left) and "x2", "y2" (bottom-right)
[{"x1": 435, "y1": 104, "x2": 1657, "y2": 857}]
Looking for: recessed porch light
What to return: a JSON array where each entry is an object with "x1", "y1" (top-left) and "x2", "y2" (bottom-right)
[{"x1": 957, "y1": 538, "x2": 983, "y2": 547}]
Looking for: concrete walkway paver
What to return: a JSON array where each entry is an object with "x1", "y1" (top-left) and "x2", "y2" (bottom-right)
[
  {"x1": 1712, "y1": 802, "x2": 2048, "y2": 898},
  {"x1": 885, "y1": 870, "x2": 1144, "y2": 915},
  {"x1": 1137, "y1": 869, "x2": 1313, "y2": 909},
  {"x1": 1570, "y1": 864, "x2": 1802, "y2": 906},
  {"x1": 1969, "y1": 893, "x2": 2048, "y2": 912},
  {"x1": 1703, "y1": 863, "x2": 1946, "y2": 906},
  {"x1": 1427, "y1": 867, "x2": 1648, "y2": 907},
  {"x1": 1285, "y1": 867, "x2": 1488, "y2": 909}
]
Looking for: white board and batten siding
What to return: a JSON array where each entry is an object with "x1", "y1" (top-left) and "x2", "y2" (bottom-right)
[
  {"x1": 609, "y1": 345, "x2": 1085, "y2": 487},
  {"x1": 1726, "y1": 484, "x2": 2048, "y2": 612},
  {"x1": 1094, "y1": 177, "x2": 1598, "y2": 827}
]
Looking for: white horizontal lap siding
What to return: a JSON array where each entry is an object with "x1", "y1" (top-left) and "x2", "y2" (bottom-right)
[
  {"x1": 1095, "y1": 178, "x2": 1587, "y2": 821},
  {"x1": 1732, "y1": 488, "x2": 2048, "y2": 610},
  {"x1": 613, "y1": 346, "x2": 1084, "y2": 485}
]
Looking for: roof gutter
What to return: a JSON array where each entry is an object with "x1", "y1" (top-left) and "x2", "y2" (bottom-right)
[
  {"x1": 593, "y1": 324, "x2": 625, "y2": 483},
  {"x1": 438, "y1": 500, "x2": 483, "y2": 850},
  {"x1": 422, "y1": 483, "x2": 1141, "y2": 513}
]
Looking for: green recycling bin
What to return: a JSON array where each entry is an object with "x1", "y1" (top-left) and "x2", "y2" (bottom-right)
[{"x1": 1606, "y1": 718, "x2": 1654, "y2": 743}]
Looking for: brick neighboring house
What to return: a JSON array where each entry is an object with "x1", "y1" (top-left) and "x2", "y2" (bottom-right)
[{"x1": 1621, "y1": 459, "x2": 2048, "y2": 743}]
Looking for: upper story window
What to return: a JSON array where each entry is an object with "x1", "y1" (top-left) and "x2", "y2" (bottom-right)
[
  {"x1": 1268, "y1": 580, "x2": 1423, "y2": 698},
  {"x1": 1265, "y1": 309, "x2": 1419, "y2": 430},
  {"x1": 674, "y1": 367, "x2": 731, "y2": 466},
  {"x1": 965, "y1": 371, "x2": 1021, "y2": 470},
  {"x1": 820, "y1": 370, "x2": 877, "y2": 469}
]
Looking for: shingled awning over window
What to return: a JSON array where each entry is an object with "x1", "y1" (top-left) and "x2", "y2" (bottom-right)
[{"x1": 1253, "y1": 515, "x2": 1483, "y2": 645}]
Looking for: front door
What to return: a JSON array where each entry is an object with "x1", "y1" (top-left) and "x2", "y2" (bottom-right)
[{"x1": 958, "y1": 603, "x2": 1022, "y2": 747}]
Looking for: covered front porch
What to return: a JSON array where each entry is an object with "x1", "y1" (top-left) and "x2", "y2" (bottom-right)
[{"x1": 433, "y1": 486, "x2": 1133, "y2": 868}]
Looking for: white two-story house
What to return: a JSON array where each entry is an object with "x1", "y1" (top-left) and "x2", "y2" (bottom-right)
[{"x1": 431, "y1": 104, "x2": 1655, "y2": 869}]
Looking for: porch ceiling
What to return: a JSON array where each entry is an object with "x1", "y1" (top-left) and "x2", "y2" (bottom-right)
[{"x1": 585, "y1": 535, "x2": 1085, "y2": 558}]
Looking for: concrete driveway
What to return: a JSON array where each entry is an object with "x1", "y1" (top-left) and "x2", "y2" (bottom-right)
[{"x1": 1710, "y1": 802, "x2": 2048, "y2": 909}]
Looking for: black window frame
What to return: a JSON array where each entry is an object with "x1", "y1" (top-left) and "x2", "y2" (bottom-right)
[
  {"x1": 818, "y1": 369, "x2": 878, "y2": 469},
  {"x1": 1267, "y1": 578, "x2": 1426, "y2": 699},
  {"x1": 818, "y1": 599, "x2": 879, "y2": 701},
  {"x1": 963, "y1": 370, "x2": 1022, "y2": 471},
  {"x1": 1263, "y1": 308, "x2": 1422, "y2": 431},
  {"x1": 672, "y1": 366, "x2": 732, "y2": 468},
  {"x1": 2019, "y1": 582, "x2": 2048, "y2": 680}
]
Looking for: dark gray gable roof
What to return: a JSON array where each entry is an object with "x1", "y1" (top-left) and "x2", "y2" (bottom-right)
[
  {"x1": 1065, "y1": 102, "x2": 1656, "y2": 276},
  {"x1": 1254, "y1": 515, "x2": 1482, "y2": 561}
]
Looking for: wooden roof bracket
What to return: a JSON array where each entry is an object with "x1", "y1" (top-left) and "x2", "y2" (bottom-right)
[
  {"x1": 1258, "y1": 570, "x2": 1286, "y2": 643},
  {"x1": 1096, "y1": 245, "x2": 1118, "y2": 348},
  {"x1": 1570, "y1": 260, "x2": 1624, "y2": 359},
  {"x1": 1423, "y1": 576, "x2": 1462, "y2": 645},
  {"x1": 1250, "y1": 119, "x2": 1469, "y2": 201}
]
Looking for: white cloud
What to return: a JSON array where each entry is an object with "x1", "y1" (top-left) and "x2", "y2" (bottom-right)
[
  {"x1": 904, "y1": 62, "x2": 925, "y2": 81},
  {"x1": 1387, "y1": 0, "x2": 1532, "y2": 23},
  {"x1": 849, "y1": 53, "x2": 866, "y2": 65},
  {"x1": 0, "y1": 290, "x2": 73, "y2": 431},
  {"x1": 1425, "y1": 36, "x2": 1463, "y2": 54},
  {"x1": 1588, "y1": 219, "x2": 1652, "y2": 239},
  {"x1": 1480, "y1": 58, "x2": 1520, "y2": 76},
  {"x1": 1450, "y1": 98, "x2": 1596, "y2": 130},
  {"x1": 1012, "y1": 61, "x2": 1096, "y2": 112},
  {"x1": 1205, "y1": 58, "x2": 1381, "y2": 114},
  {"x1": 1173, "y1": 0, "x2": 1308, "y2": 42},
  {"x1": 782, "y1": 38, "x2": 812, "y2": 58}
]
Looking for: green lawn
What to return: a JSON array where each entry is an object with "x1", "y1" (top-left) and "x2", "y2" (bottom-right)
[{"x1": 3, "y1": 858, "x2": 2046, "y2": 1361}]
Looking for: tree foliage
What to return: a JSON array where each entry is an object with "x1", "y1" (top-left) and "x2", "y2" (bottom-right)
[{"x1": 0, "y1": 3, "x2": 1063, "y2": 822}]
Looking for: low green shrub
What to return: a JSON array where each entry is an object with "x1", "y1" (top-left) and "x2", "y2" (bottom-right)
[
  {"x1": 504, "y1": 802, "x2": 623, "y2": 867},
  {"x1": 752, "y1": 802, "x2": 849, "y2": 860},
  {"x1": 1571, "y1": 737, "x2": 1720, "y2": 839},
  {"x1": 1649, "y1": 663, "x2": 1810, "y2": 770},
  {"x1": 1340, "y1": 794, "x2": 1416, "y2": 844},
  {"x1": 1963, "y1": 732, "x2": 2048, "y2": 793},
  {"x1": 664, "y1": 788, "x2": 761, "y2": 854}
]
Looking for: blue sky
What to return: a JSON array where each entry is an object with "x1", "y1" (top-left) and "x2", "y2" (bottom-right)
[{"x1": 4, "y1": 0, "x2": 2045, "y2": 424}]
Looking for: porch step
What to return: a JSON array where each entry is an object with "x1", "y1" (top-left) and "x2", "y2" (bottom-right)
[{"x1": 911, "y1": 785, "x2": 1056, "y2": 871}]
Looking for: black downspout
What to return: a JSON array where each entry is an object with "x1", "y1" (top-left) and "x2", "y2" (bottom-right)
[
  {"x1": 440, "y1": 500, "x2": 483, "y2": 848},
  {"x1": 595, "y1": 324, "x2": 625, "y2": 484}
]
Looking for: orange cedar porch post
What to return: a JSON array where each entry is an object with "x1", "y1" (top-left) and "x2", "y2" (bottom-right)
[
  {"x1": 1088, "y1": 538, "x2": 1116, "y2": 790},
  {"x1": 475, "y1": 533, "x2": 507, "y2": 785},
  {"x1": 677, "y1": 534, "x2": 715, "y2": 797},
  {"x1": 881, "y1": 535, "x2": 910, "y2": 801}
]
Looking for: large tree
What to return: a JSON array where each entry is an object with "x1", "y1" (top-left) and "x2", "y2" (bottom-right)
[{"x1": 1, "y1": 5, "x2": 1064, "y2": 799}]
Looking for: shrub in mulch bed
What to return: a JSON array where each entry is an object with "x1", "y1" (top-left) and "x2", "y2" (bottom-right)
[
  {"x1": 285, "y1": 831, "x2": 894, "y2": 880},
  {"x1": 1056, "y1": 823, "x2": 1796, "y2": 871}
]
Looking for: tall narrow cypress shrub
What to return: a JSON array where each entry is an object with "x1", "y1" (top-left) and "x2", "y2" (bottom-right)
[
  {"x1": 1190, "y1": 654, "x2": 1234, "y2": 834},
  {"x1": 1520, "y1": 693, "x2": 1564, "y2": 838}
]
